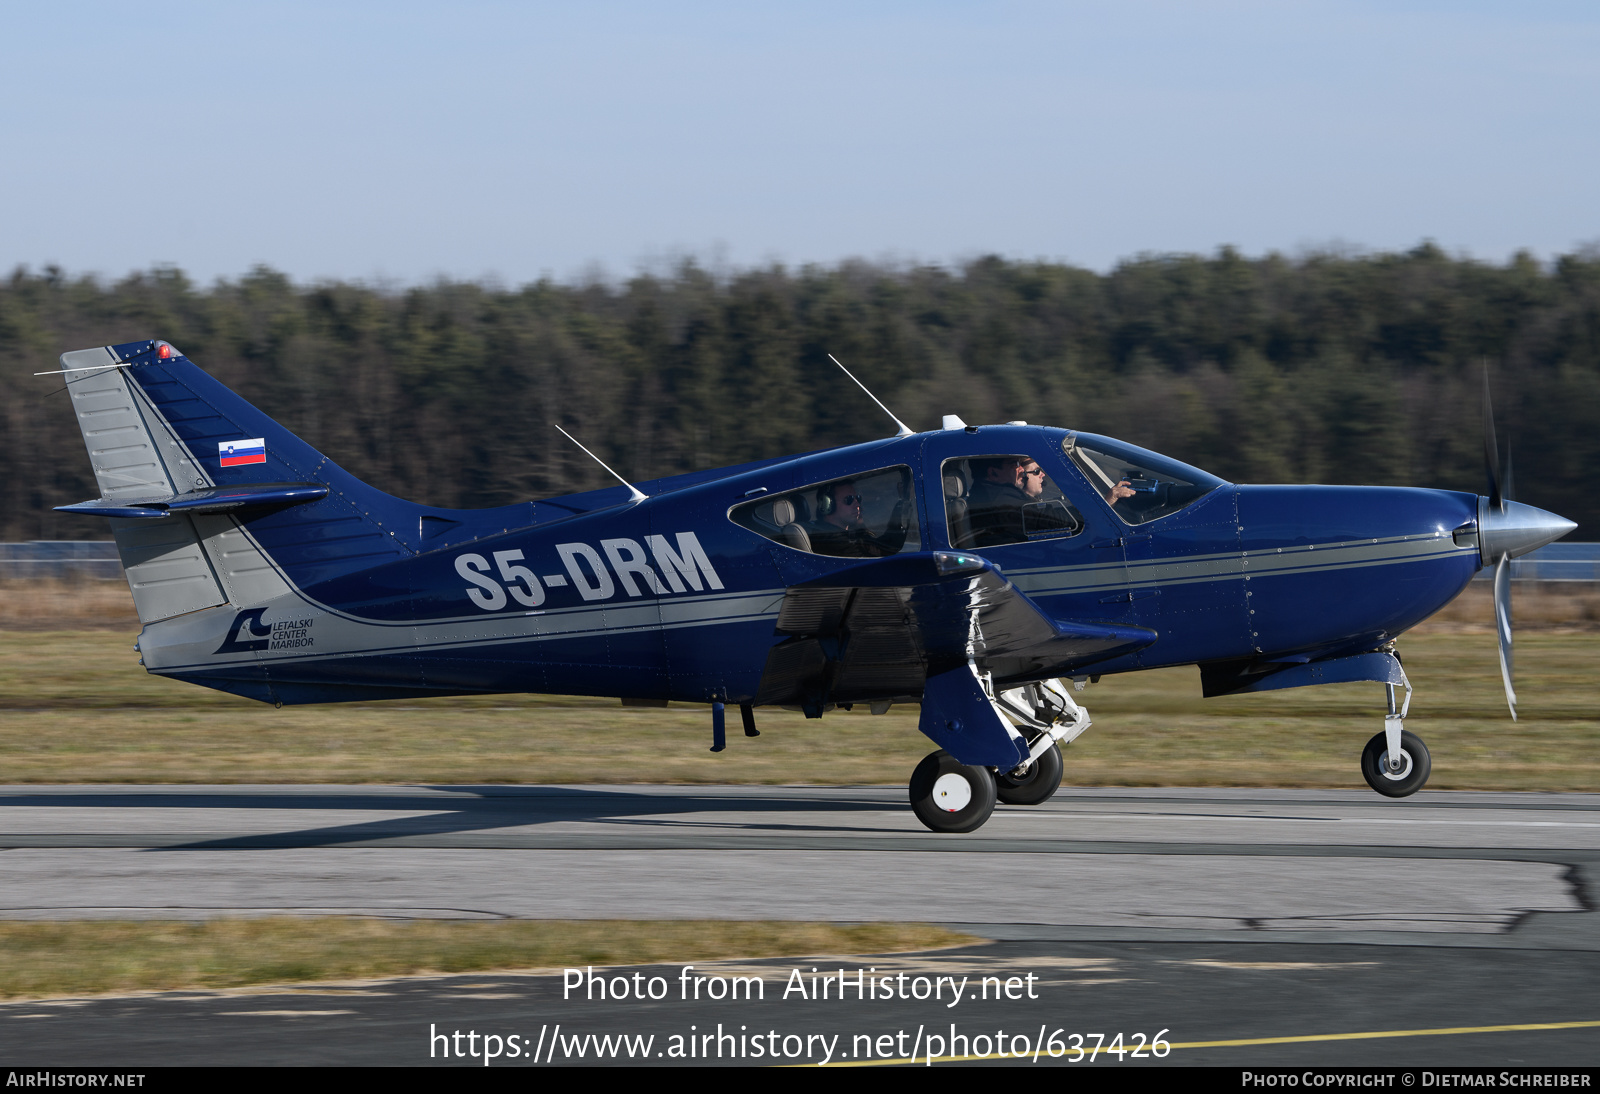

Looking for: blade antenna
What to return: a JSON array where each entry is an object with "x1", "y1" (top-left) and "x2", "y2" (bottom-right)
[
  {"x1": 553, "y1": 423, "x2": 648, "y2": 504},
  {"x1": 828, "y1": 354, "x2": 914, "y2": 438}
]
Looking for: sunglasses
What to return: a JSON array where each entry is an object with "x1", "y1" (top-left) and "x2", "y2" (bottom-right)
[
  {"x1": 837, "y1": 494, "x2": 861, "y2": 506},
  {"x1": 1023, "y1": 468, "x2": 1046, "y2": 477}
]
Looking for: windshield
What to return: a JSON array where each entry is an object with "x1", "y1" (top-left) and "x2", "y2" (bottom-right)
[{"x1": 1062, "y1": 432, "x2": 1225, "y2": 526}]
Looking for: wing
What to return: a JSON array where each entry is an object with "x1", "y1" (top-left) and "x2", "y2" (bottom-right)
[{"x1": 753, "y1": 550, "x2": 1155, "y2": 710}]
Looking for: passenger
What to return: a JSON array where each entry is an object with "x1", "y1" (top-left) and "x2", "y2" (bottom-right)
[{"x1": 808, "y1": 480, "x2": 903, "y2": 558}]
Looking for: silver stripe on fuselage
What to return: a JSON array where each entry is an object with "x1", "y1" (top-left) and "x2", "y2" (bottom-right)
[
  {"x1": 151, "y1": 528, "x2": 1473, "y2": 674},
  {"x1": 1006, "y1": 532, "x2": 1470, "y2": 596}
]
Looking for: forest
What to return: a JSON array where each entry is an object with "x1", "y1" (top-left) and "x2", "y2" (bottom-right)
[{"x1": 3, "y1": 243, "x2": 1597, "y2": 541}]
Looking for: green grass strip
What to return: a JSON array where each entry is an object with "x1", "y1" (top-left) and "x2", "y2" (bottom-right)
[{"x1": 0, "y1": 918, "x2": 976, "y2": 1001}]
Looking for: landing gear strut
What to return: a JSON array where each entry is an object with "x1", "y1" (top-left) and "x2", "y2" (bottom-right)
[
  {"x1": 991, "y1": 678, "x2": 1089, "y2": 806},
  {"x1": 1360, "y1": 671, "x2": 1431, "y2": 797}
]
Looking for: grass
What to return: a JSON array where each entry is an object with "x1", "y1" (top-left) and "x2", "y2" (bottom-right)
[
  {"x1": 0, "y1": 626, "x2": 1595, "y2": 790},
  {"x1": 0, "y1": 583, "x2": 1593, "y2": 1003},
  {"x1": 0, "y1": 919, "x2": 975, "y2": 1001},
  {"x1": 0, "y1": 580, "x2": 1596, "y2": 789}
]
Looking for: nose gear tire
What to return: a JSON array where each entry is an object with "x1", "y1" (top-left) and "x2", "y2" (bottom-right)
[
  {"x1": 910, "y1": 750, "x2": 998, "y2": 833},
  {"x1": 996, "y1": 742, "x2": 1064, "y2": 805},
  {"x1": 1360, "y1": 729, "x2": 1431, "y2": 797}
]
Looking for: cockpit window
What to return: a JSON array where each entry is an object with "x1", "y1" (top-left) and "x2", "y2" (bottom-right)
[
  {"x1": 730, "y1": 465, "x2": 920, "y2": 558},
  {"x1": 942, "y1": 455, "x2": 1083, "y2": 548},
  {"x1": 1062, "y1": 433, "x2": 1224, "y2": 525}
]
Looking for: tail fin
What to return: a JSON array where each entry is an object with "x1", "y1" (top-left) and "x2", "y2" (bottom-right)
[{"x1": 58, "y1": 340, "x2": 417, "y2": 624}]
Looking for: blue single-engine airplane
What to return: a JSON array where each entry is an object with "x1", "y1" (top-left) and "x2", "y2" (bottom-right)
[{"x1": 48, "y1": 340, "x2": 1577, "y2": 832}]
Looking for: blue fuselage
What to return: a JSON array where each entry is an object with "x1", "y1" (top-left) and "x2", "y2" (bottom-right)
[{"x1": 164, "y1": 425, "x2": 1481, "y2": 706}]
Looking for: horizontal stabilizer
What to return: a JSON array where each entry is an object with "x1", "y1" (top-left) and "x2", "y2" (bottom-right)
[{"x1": 55, "y1": 482, "x2": 329, "y2": 519}]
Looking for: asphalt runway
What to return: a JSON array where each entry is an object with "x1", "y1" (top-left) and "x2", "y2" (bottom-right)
[{"x1": 2, "y1": 783, "x2": 1598, "y2": 1067}]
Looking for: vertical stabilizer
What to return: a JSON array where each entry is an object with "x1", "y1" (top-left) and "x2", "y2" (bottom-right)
[{"x1": 62, "y1": 348, "x2": 228, "y2": 622}]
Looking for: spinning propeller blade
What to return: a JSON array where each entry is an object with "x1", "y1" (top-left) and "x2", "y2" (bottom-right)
[
  {"x1": 1484, "y1": 370, "x2": 1515, "y2": 719},
  {"x1": 1478, "y1": 367, "x2": 1574, "y2": 719},
  {"x1": 1494, "y1": 553, "x2": 1516, "y2": 721},
  {"x1": 1483, "y1": 367, "x2": 1503, "y2": 510}
]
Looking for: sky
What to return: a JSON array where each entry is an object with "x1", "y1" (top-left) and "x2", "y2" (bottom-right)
[{"x1": 3, "y1": 0, "x2": 1598, "y2": 286}]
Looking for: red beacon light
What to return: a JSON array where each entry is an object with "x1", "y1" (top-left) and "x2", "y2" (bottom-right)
[{"x1": 156, "y1": 343, "x2": 172, "y2": 359}]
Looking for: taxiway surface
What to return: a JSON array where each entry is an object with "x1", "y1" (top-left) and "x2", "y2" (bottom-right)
[
  {"x1": 2, "y1": 783, "x2": 1596, "y2": 943},
  {"x1": 3, "y1": 784, "x2": 1598, "y2": 1066}
]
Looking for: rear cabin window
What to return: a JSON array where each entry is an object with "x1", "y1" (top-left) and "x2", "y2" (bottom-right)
[
  {"x1": 941, "y1": 455, "x2": 1083, "y2": 548},
  {"x1": 730, "y1": 465, "x2": 920, "y2": 558}
]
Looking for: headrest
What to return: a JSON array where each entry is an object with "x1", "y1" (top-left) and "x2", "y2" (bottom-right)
[
  {"x1": 772, "y1": 498, "x2": 796, "y2": 525},
  {"x1": 943, "y1": 474, "x2": 963, "y2": 499}
]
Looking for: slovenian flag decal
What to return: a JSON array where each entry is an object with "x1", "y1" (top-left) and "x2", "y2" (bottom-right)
[{"x1": 219, "y1": 438, "x2": 266, "y2": 467}]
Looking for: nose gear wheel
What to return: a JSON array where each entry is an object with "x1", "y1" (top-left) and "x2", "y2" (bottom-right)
[{"x1": 1360, "y1": 729, "x2": 1431, "y2": 797}]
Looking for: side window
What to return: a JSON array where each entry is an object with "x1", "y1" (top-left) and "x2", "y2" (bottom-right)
[
  {"x1": 730, "y1": 466, "x2": 921, "y2": 558},
  {"x1": 942, "y1": 455, "x2": 1083, "y2": 548}
]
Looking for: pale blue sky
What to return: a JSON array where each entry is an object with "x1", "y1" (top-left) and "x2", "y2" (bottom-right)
[{"x1": 4, "y1": 1, "x2": 1597, "y2": 284}]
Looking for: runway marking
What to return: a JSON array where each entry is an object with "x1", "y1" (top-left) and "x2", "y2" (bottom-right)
[
  {"x1": 1176, "y1": 960, "x2": 1379, "y2": 970},
  {"x1": 816, "y1": 1019, "x2": 1600, "y2": 1066},
  {"x1": 216, "y1": 1009, "x2": 356, "y2": 1017},
  {"x1": 998, "y1": 812, "x2": 1600, "y2": 828}
]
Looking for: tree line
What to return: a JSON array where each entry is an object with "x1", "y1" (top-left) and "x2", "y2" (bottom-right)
[{"x1": 2, "y1": 243, "x2": 1597, "y2": 542}]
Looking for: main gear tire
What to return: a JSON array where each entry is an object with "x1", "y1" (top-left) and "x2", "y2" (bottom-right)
[
  {"x1": 996, "y1": 742, "x2": 1064, "y2": 805},
  {"x1": 1360, "y1": 729, "x2": 1431, "y2": 798},
  {"x1": 909, "y1": 750, "x2": 998, "y2": 833}
]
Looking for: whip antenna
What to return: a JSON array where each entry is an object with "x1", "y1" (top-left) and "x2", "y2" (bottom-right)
[
  {"x1": 828, "y1": 354, "x2": 914, "y2": 437},
  {"x1": 553, "y1": 423, "x2": 648, "y2": 503}
]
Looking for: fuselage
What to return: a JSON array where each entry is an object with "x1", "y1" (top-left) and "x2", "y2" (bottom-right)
[{"x1": 144, "y1": 424, "x2": 1483, "y2": 706}]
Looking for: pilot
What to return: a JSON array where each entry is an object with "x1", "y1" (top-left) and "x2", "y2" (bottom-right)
[
  {"x1": 965, "y1": 457, "x2": 1033, "y2": 546},
  {"x1": 1021, "y1": 459, "x2": 1047, "y2": 502},
  {"x1": 808, "y1": 480, "x2": 903, "y2": 558}
]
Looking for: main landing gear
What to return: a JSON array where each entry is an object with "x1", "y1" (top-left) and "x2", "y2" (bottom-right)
[
  {"x1": 909, "y1": 752, "x2": 997, "y2": 833},
  {"x1": 1360, "y1": 671, "x2": 1432, "y2": 797},
  {"x1": 909, "y1": 677, "x2": 1091, "y2": 833}
]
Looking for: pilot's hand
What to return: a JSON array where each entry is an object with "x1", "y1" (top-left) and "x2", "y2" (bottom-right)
[{"x1": 1107, "y1": 480, "x2": 1135, "y2": 504}]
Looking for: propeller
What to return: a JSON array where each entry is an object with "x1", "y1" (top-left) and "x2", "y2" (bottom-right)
[
  {"x1": 1483, "y1": 369, "x2": 1515, "y2": 718},
  {"x1": 1478, "y1": 368, "x2": 1576, "y2": 720}
]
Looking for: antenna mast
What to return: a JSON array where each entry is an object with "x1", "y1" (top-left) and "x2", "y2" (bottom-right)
[
  {"x1": 828, "y1": 354, "x2": 914, "y2": 437},
  {"x1": 553, "y1": 424, "x2": 648, "y2": 504}
]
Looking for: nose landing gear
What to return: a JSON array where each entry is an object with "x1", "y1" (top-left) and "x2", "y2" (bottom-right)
[{"x1": 1360, "y1": 674, "x2": 1431, "y2": 797}]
